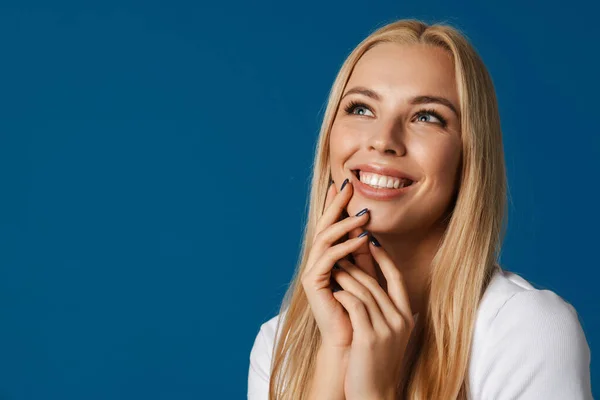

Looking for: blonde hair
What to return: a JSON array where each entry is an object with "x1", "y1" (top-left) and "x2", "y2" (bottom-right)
[{"x1": 268, "y1": 19, "x2": 507, "y2": 399}]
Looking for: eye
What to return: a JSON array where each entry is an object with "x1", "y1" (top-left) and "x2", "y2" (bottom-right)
[
  {"x1": 414, "y1": 109, "x2": 447, "y2": 127},
  {"x1": 344, "y1": 101, "x2": 374, "y2": 117}
]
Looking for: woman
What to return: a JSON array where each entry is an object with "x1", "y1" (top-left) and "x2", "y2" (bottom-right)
[{"x1": 248, "y1": 19, "x2": 592, "y2": 399}]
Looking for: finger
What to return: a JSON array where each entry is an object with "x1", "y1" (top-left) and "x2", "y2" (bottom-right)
[
  {"x1": 314, "y1": 178, "x2": 353, "y2": 238},
  {"x1": 322, "y1": 180, "x2": 337, "y2": 215},
  {"x1": 336, "y1": 259, "x2": 401, "y2": 326},
  {"x1": 308, "y1": 233, "x2": 370, "y2": 279},
  {"x1": 369, "y1": 238, "x2": 413, "y2": 320},
  {"x1": 332, "y1": 290, "x2": 373, "y2": 335},
  {"x1": 309, "y1": 209, "x2": 369, "y2": 263},
  {"x1": 332, "y1": 268, "x2": 389, "y2": 333},
  {"x1": 347, "y1": 226, "x2": 377, "y2": 279}
]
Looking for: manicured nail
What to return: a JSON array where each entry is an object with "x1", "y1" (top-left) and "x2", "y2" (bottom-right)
[
  {"x1": 340, "y1": 178, "x2": 349, "y2": 191},
  {"x1": 355, "y1": 208, "x2": 368, "y2": 217},
  {"x1": 370, "y1": 235, "x2": 381, "y2": 247},
  {"x1": 358, "y1": 230, "x2": 369, "y2": 238}
]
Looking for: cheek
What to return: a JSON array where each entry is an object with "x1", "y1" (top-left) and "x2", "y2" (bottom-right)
[
  {"x1": 329, "y1": 124, "x2": 360, "y2": 166},
  {"x1": 416, "y1": 139, "x2": 462, "y2": 190}
]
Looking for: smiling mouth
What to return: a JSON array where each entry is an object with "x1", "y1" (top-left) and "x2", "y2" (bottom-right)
[{"x1": 352, "y1": 169, "x2": 415, "y2": 189}]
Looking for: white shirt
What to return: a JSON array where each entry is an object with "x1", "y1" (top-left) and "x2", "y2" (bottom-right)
[{"x1": 248, "y1": 267, "x2": 593, "y2": 399}]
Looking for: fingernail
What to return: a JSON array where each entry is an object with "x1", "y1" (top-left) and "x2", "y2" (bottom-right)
[
  {"x1": 355, "y1": 208, "x2": 368, "y2": 217},
  {"x1": 358, "y1": 230, "x2": 369, "y2": 238},
  {"x1": 370, "y1": 235, "x2": 381, "y2": 247},
  {"x1": 340, "y1": 178, "x2": 349, "y2": 191}
]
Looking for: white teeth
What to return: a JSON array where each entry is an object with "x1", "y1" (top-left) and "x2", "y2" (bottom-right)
[{"x1": 358, "y1": 171, "x2": 412, "y2": 189}]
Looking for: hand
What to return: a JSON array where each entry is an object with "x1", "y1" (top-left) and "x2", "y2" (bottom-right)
[
  {"x1": 331, "y1": 240, "x2": 415, "y2": 400},
  {"x1": 301, "y1": 179, "x2": 370, "y2": 349},
  {"x1": 346, "y1": 217, "x2": 379, "y2": 284}
]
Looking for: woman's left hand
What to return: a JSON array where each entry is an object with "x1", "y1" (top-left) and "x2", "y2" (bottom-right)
[{"x1": 331, "y1": 236, "x2": 415, "y2": 400}]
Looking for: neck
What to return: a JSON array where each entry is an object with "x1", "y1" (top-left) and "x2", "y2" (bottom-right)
[{"x1": 373, "y1": 221, "x2": 447, "y2": 317}]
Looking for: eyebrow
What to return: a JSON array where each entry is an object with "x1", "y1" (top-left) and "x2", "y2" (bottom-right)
[{"x1": 341, "y1": 86, "x2": 460, "y2": 117}]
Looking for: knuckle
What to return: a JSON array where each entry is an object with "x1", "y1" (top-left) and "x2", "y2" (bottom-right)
[
  {"x1": 311, "y1": 241, "x2": 327, "y2": 257},
  {"x1": 329, "y1": 245, "x2": 347, "y2": 262},
  {"x1": 390, "y1": 315, "x2": 406, "y2": 331},
  {"x1": 347, "y1": 296, "x2": 362, "y2": 313},
  {"x1": 314, "y1": 219, "x2": 323, "y2": 231},
  {"x1": 322, "y1": 247, "x2": 336, "y2": 262},
  {"x1": 317, "y1": 230, "x2": 334, "y2": 248},
  {"x1": 313, "y1": 230, "x2": 324, "y2": 244},
  {"x1": 300, "y1": 270, "x2": 316, "y2": 287},
  {"x1": 359, "y1": 334, "x2": 377, "y2": 349},
  {"x1": 356, "y1": 288, "x2": 371, "y2": 301},
  {"x1": 405, "y1": 315, "x2": 415, "y2": 330},
  {"x1": 300, "y1": 274, "x2": 310, "y2": 287},
  {"x1": 396, "y1": 315, "x2": 414, "y2": 332},
  {"x1": 364, "y1": 275, "x2": 378, "y2": 288},
  {"x1": 380, "y1": 327, "x2": 393, "y2": 342},
  {"x1": 349, "y1": 298, "x2": 364, "y2": 314}
]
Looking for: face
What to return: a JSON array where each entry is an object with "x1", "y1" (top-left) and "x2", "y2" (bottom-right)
[{"x1": 329, "y1": 42, "x2": 462, "y2": 236}]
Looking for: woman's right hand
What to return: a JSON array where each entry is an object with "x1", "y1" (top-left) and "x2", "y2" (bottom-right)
[{"x1": 301, "y1": 178, "x2": 370, "y2": 349}]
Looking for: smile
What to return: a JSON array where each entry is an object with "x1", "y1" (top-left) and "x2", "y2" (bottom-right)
[
  {"x1": 351, "y1": 169, "x2": 417, "y2": 200},
  {"x1": 357, "y1": 171, "x2": 414, "y2": 189}
]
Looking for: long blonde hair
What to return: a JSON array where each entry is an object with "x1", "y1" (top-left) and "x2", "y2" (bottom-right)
[{"x1": 268, "y1": 19, "x2": 507, "y2": 399}]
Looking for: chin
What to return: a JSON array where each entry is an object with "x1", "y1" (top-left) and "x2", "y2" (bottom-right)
[{"x1": 363, "y1": 215, "x2": 405, "y2": 235}]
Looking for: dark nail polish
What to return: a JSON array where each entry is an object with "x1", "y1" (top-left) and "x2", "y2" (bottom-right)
[
  {"x1": 358, "y1": 230, "x2": 369, "y2": 238},
  {"x1": 370, "y1": 235, "x2": 381, "y2": 247},
  {"x1": 355, "y1": 208, "x2": 368, "y2": 217},
  {"x1": 340, "y1": 178, "x2": 349, "y2": 191}
]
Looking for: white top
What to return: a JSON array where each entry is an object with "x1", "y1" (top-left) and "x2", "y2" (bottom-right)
[{"x1": 248, "y1": 267, "x2": 593, "y2": 399}]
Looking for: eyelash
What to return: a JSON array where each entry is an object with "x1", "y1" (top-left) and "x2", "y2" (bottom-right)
[{"x1": 343, "y1": 100, "x2": 448, "y2": 128}]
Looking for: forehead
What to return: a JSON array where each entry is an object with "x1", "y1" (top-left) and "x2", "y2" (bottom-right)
[{"x1": 346, "y1": 42, "x2": 458, "y2": 104}]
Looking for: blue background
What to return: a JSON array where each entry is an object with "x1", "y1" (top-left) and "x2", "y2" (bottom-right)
[{"x1": 0, "y1": 1, "x2": 597, "y2": 399}]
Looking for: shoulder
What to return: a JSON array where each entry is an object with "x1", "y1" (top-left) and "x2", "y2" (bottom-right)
[
  {"x1": 473, "y1": 266, "x2": 590, "y2": 357},
  {"x1": 472, "y1": 266, "x2": 582, "y2": 337},
  {"x1": 468, "y1": 266, "x2": 592, "y2": 399},
  {"x1": 252, "y1": 313, "x2": 282, "y2": 354},
  {"x1": 248, "y1": 312, "x2": 284, "y2": 399},
  {"x1": 249, "y1": 312, "x2": 283, "y2": 372}
]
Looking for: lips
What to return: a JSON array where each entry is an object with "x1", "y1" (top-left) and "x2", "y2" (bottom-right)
[
  {"x1": 351, "y1": 171, "x2": 416, "y2": 200},
  {"x1": 345, "y1": 163, "x2": 418, "y2": 200},
  {"x1": 350, "y1": 163, "x2": 417, "y2": 184},
  {"x1": 358, "y1": 171, "x2": 413, "y2": 189}
]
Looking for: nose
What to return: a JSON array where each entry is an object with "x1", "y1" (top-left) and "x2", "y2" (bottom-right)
[{"x1": 366, "y1": 119, "x2": 407, "y2": 156}]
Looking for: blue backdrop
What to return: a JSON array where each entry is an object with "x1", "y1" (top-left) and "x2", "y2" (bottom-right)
[{"x1": 0, "y1": 1, "x2": 597, "y2": 399}]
